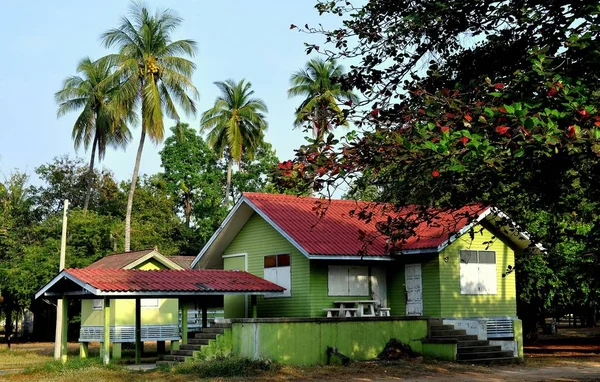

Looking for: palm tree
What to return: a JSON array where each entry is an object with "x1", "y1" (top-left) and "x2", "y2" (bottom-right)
[
  {"x1": 288, "y1": 58, "x2": 358, "y2": 140},
  {"x1": 200, "y1": 79, "x2": 268, "y2": 204},
  {"x1": 102, "y1": 2, "x2": 199, "y2": 252},
  {"x1": 55, "y1": 57, "x2": 132, "y2": 211}
]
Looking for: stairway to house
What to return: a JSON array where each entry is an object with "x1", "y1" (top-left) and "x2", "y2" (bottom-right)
[
  {"x1": 429, "y1": 324, "x2": 515, "y2": 364},
  {"x1": 156, "y1": 322, "x2": 232, "y2": 366}
]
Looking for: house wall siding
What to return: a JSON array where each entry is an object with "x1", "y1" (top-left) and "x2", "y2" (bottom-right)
[
  {"x1": 223, "y1": 213, "x2": 311, "y2": 317},
  {"x1": 438, "y1": 222, "x2": 517, "y2": 317}
]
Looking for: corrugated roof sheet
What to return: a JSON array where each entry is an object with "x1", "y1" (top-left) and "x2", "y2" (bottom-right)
[
  {"x1": 244, "y1": 193, "x2": 486, "y2": 256},
  {"x1": 65, "y1": 268, "x2": 285, "y2": 293},
  {"x1": 86, "y1": 249, "x2": 155, "y2": 269},
  {"x1": 167, "y1": 256, "x2": 195, "y2": 269}
]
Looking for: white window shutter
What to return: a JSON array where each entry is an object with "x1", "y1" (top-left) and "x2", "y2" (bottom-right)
[
  {"x1": 348, "y1": 266, "x2": 369, "y2": 296},
  {"x1": 264, "y1": 267, "x2": 277, "y2": 284},
  {"x1": 460, "y1": 263, "x2": 479, "y2": 294},
  {"x1": 328, "y1": 266, "x2": 347, "y2": 296},
  {"x1": 277, "y1": 266, "x2": 291, "y2": 297},
  {"x1": 479, "y1": 264, "x2": 497, "y2": 294}
]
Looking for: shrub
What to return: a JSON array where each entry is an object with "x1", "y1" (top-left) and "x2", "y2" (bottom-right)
[{"x1": 174, "y1": 357, "x2": 279, "y2": 378}]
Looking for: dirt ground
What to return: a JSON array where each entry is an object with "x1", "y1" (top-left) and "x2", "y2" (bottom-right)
[{"x1": 0, "y1": 329, "x2": 599, "y2": 381}]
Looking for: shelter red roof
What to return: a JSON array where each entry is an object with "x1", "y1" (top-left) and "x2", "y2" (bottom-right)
[
  {"x1": 243, "y1": 193, "x2": 487, "y2": 256},
  {"x1": 65, "y1": 268, "x2": 285, "y2": 293}
]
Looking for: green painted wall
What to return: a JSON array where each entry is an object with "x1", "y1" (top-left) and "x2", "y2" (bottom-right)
[
  {"x1": 422, "y1": 342, "x2": 456, "y2": 361},
  {"x1": 438, "y1": 222, "x2": 517, "y2": 317},
  {"x1": 223, "y1": 255, "x2": 247, "y2": 318},
  {"x1": 231, "y1": 319, "x2": 428, "y2": 365},
  {"x1": 224, "y1": 213, "x2": 311, "y2": 317}
]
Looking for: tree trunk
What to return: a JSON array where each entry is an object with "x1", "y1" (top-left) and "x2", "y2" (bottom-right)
[
  {"x1": 184, "y1": 192, "x2": 191, "y2": 227},
  {"x1": 224, "y1": 155, "x2": 233, "y2": 206},
  {"x1": 83, "y1": 133, "x2": 99, "y2": 211},
  {"x1": 124, "y1": 128, "x2": 146, "y2": 252},
  {"x1": 4, "y1": 306, "x2": 12, "y2": 348}
]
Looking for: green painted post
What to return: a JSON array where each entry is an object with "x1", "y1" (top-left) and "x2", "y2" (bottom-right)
[
  {"x1": 135, "y1": 298, "x2": 141, "y2": 364},
  {"x1": 79, "y1": 342, "x2": 88, "y2": 359},
  {"x1": 103, "y1": 297, "x2": 111, "y2": 365},
  {"x1": 112, "y1": 343, "x2": 122, "y2": 359},
  {"x1": 182, "y1": 302, "x2": 188, "y2": 345},
  {"x1": 60, "y1": 297, "x2": 68, "y2": 363},
  {"x1": 251, "y1": 295, "x2": 258, "y2": 318}
]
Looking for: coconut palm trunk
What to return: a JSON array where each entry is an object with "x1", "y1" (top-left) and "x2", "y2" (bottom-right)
[
  {"x1": 224, "y1": 154, "x2": 233, "y2": 205},
  {"x1": 83, "y1": 132, "x2": 99, "y2": 211},
  {"x1": 124, "y1": 128, "x2": 146, "y2": 252}
]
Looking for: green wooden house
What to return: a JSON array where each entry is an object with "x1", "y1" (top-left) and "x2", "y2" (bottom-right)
[
  {"x1": 191, "y1": 192, "x2": 540, "y2": 360},
  {"x1": 78, "y1": 248, "x2": 195, "y2": 357}
]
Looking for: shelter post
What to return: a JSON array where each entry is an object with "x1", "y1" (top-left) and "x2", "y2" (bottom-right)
[
  {"x1": 102, "y1": 297, "x2": 111, "y2": 365},
  {"x1": 181, "y1": 302, "x2": 188, "y2": 345},
  {"x1": 135, "y1": 298, "x2": 141, "y2": 364}
]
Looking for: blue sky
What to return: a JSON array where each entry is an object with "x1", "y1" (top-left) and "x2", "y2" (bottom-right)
[{"x1": 0, "y1": 1, "x2": 339, "y2": 183}]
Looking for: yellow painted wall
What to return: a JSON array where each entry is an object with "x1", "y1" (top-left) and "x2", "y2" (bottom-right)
[
  {"x1": 438, "y1": 222, "x2": 517, "y2": 317},
  {"x1": 81, "y1": 254, "x2": 180, "y2": 328}
]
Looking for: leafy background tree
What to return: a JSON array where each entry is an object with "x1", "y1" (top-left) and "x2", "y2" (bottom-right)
[{"x1": 290, "y1": 0, "x2": 600, "y2": 334}]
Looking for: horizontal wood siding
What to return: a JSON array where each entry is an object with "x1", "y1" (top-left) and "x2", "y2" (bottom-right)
[
  {"x1": 224, "y1": 213, "x2": 311, "y2": 317},
  {"x1": 438, "y1": 222, "x2": 517, "y2": 317},
  {"x1": 387, "y1": 263, "x2": 406, "y2": 316},
  {"x1": 421, "y1": 256, "x2": 442, "y2": 317}
]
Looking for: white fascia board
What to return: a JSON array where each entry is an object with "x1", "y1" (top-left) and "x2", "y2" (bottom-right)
[
  {"x1": 90, "y1": 291, "x2": 285, "y2": 297},
  {"x1": 308, "y1": 255, "x2": 395, "y2": 261},
  {"x1": 35, "y1": 271, "x2": 100, "y2": 299},
  {"x1": 125, "y1": 250, "x2": 184, "y2": 270},
  {"x1": 434, "y1": 207, "x2": 494, "y2": 252},
  {"x1": 191, "y1": 197, "x2": 246, "y2": 269},
  {"x1": 243, "y1": 197, "x2": 312, "y2": 259}
]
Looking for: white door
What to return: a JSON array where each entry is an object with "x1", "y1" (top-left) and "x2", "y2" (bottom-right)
[
  {"x1": 370, "y1": 267, "x2": 387, "y2": 308},
  {"x1": 405, "y1": 264, "x2": 423, "y2": 316}
]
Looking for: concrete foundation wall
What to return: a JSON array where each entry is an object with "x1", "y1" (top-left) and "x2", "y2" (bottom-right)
[{"x1": 228, "y1": 317, "x2": 433, "y2": 365}]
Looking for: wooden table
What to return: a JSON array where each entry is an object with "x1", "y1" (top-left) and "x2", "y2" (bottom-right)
[{"x1": 333, "y1": 300, "x2": 377, "y2": 317}]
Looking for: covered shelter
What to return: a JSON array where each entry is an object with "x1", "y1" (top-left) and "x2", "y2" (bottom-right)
[{"x1": 35, "y1": 268, "x2": 285, "y2": 364}]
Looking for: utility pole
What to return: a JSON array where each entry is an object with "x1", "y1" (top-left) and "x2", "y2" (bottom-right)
[{"x1": 54, "y1": 199, "x2": 69, "y2": 361}]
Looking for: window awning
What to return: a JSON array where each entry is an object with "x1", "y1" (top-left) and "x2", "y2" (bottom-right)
[{"x1": 35, "y1": 268, "x2": 286, "y2": 299}]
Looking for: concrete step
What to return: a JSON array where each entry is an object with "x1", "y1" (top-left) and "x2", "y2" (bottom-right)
[
  {"x1": 457, "y1": 356, "x2": 516, "y2": 365},
  {"x1": 194, "y1": 332, "x2": 219, "y2": 339},
  {"x1": 434, "y1": 335, "x2": 478, "y2": 341},
  {"x1": 171, "y1": 349, "x2": 195, "y2": 357},
  {"x1": 431, "y1": 329, "x2": 467, "y2": 337},
  {"x1": 200, "y1": 327, "x2": 225, "y2": 334},
  {"x1": 180, "y1": 344, "x2": 203, "y2": 351},
  {"x1": 457, "y1": 345, "x2": 502, "y2": 354},
  {"x1": 430, "y1": 324, "x2": 454, "y2": 331},
  {"x1": 457, "y1": 351, "x2": 514, "y2": 361},
  {"x1": 188, "y1": 338, "x2": 210, "y2": 345},
  {"x1": 457, "y1": 340, "x2": 490, "y2": 348},
  {"x1": 156, "y1": 360, "x2": 179, "y2": 367},
  {"x1": 163, "y1": 355, "x2": 189, "y2": 362}
]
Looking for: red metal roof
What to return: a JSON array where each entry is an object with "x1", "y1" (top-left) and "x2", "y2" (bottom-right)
[
  {"x1": 243, "y1": 193, "x2": 487, "y2": 257},
  {"x1": 65, "y1": 268, "x2": 285, "y2": 293}
]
